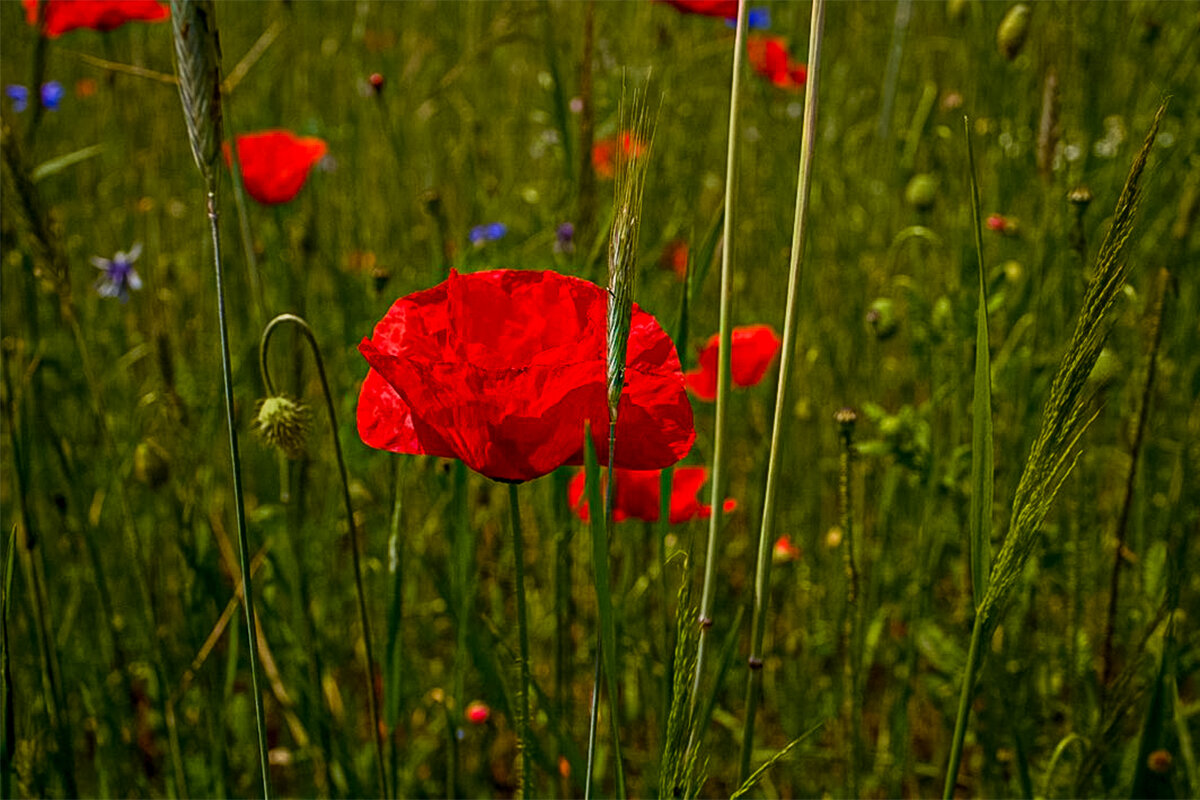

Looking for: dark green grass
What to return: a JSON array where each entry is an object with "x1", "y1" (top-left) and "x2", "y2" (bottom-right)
[{"x1": 1, "y1": 1, "x2": 1198, "y2": 797}]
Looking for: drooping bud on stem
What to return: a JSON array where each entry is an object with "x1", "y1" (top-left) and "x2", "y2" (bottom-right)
[
  {"x1": 606, "y1": 86, "x2": 655, "y2": 423},
  {"x1": 170, "y1": 0, "x2": 223, "y2": 187}
]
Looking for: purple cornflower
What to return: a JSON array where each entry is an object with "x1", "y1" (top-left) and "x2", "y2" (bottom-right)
[
  {"x1": 554, "y1": 222, "x2": 575, "y2": 255},
  {"x1": 726, "y1": 7, "x2": 770, "y2": 29},
  {"x1": 468, "y1": 222, "x2": 507, "y2": 246},
  {"x1": 40, "y1": 81, "x2": 65, "y2": 111},
  {"x1": 92, "y1": 243, "x2": 144, "y2": 303},
  {"x1": 5, "y1": 85, "x2": 29, "y2": 113}
]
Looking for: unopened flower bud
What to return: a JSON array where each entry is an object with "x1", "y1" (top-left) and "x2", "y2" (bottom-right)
[
  {"x1": 1087, "y1": 348, "x2": 1121, "y2": 389},
  {"x1": 255, "y1": 395, "x2": 310, "y2": 459},
  {"x1": 368, "y1": 72, "x2": 385, "y2": 94},
  {"x1": 1068, "y1": 184, "x2": 1093, "y2": 210},
  {"x1": 1147, "y1": 749, "x2": 1172, "y2": 775},
  {"x1": 866, "y1": 298, "x2": 899, "y2": 340},
  {"x1": 997, "y1": 4, "x2": 1032, "y2": 61},
  {"x1": 134, "y1": 439, "x2": 170, "y2": 489},
  {"x1": 904, "y1": 174, "x2": 938, "y2": 211}
]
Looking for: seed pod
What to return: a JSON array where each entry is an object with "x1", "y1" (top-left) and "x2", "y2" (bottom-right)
[
  {"x1": 866, "y1": 298, "x2": 899, "y2": 340},
  {"x1": 997, "y1": 4, "x2": 1032, "y2": 61},
  {"x1": 134, "y1": 439, "x2": 171, "y2": 489},
  {"x1": 255, "y1": 395, "x2": 310, "y2": 459}
]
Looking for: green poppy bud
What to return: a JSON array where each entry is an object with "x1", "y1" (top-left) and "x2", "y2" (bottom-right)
[
  {"x1": 255, "y1": 395, "x2": 310, "y2": 459},
  {"x1": 866, "y1": 298, "x2": 899, "y2": 340},
  {"x1": 134, "y1": 439, "x2": 170, "y2": 489},
  {"x1": 997, "y1": 4, "x2": 1032, "y2": 61},
  {"x1": 904, "y1": 174, "x2": 938, "y2": 211},
  {"x1": 1087, "y1": 348, "x2": 1121, "y2": 389}
]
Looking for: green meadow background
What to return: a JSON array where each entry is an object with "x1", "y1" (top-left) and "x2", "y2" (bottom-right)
[{"x1": 1, "y1": 1, "x2": 1197, "y2": 797}]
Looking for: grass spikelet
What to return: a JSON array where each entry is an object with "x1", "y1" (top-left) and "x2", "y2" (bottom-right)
[
  {"x1": 607, "y1": 84, "x2": 655, "y2": 421},
  {"x1": 943, "y1": 100, "x2": 1168, "y2": 799},
  {"x1": 169, "y1": 0, "x2": 223, "y2": 186},
  {"x1": 658, "y1": 557, "x2": 707, "y2": 800},
  {"x1": 980, "y1": 100, "x2": 1167, "y2": 637}
]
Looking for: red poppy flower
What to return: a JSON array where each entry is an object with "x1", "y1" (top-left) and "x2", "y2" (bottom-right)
[
  {"x1": 747, "y1": 34, "x2": 808, "y2": 90},
  {"x1": 986, "y1": 213, "x2": 1019, "y2": 236},
  {"x1": 357, "y1": 269, "x2": 695, "y2": 483},
  {"x1": 659, "y1": 239, "x2": 689, "y2": 280},
  {"x1": 685, "y1": 324, "x2": 782, "y2": 401},
  {"x1": 567, "y1": 466, "x2": 736, "y2": 524},
  {"x1": 592, "y1": 132, "x2": 647, "y2": 181},
  {"x1": 23, "y1": 0, "x2": 168, "y2": 37},
  {"x1": 223, "y1": 130, "x2": 327, "y2": 205},
  {"x1": 658, "y1": 0, "x2": 739, "y2": 17}
]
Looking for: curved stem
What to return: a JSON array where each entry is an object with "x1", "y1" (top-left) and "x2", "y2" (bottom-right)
[
  {"x1": 210, "y1": 189, "x2": 271, "y2": 798},
  {"x1": 738, "y1": 0, "x2": 826, "y2": 781},
  {"x1": 259, "y1": 312, "x2": 386, "y2": 798}
]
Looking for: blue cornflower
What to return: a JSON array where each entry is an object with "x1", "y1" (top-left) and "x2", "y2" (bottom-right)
[
  {"x1": 726, "y1": 7, "x2": 770, "y2": 29},
  {"x1": 40, "y1": 81, "x2": 65, "y2": 111},
  {"x1": 92, "y1": 243, "x2": 144, "y2": 303},
  {"x1": 5, "y1": 85, "x2": 29, "y2": 113},
  {"x1": 554, "y1": 222, "x2": 575, "y2": 255},
  {"x1": 468, "y1": 222, "x2": 507, "y2": 246}
]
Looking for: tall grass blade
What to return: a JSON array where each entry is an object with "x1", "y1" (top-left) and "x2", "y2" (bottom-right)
[
  {"x1": 693, "y1": 0, "x2": 749, "y2": 723},
  {"x1": 965, "y1": 116, "x2": 994, "y2": 610},
  {"x1": 583, "y1": 421, "x2": 625, "y2": 798},
  {"x1": 730, "y1": 722, "x2": 823, "y2": 800},
  {"x1": 1, "y1": 525, "x2": 15, "y2": 800}
]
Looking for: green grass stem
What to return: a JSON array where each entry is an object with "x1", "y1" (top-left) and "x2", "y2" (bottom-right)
[
  {"x1": 692, "y1": 0, "x2": 749, "y2": 726},
  {"x1": 509, "y1": 482, "x2": 534, "y2": 797},
  {"x1": 738, "y1": 0, "x2": 826, "y2": 782}
]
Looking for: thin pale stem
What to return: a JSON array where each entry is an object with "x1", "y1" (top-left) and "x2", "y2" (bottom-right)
[
  {"x1": 942, "y1": 613, "x2": 984, "y2": 799},
  {"x1": 737, "y1": 0, "x2": 826, "y2": 781},
  {"x1": 509, "y1": 483, "x2": 534, "y2": 798},
  {"x1": 209, "y1": 188, "x2": 271, "y2": 798},
  {"x1": 692, "y1": 0, "x2": 749, "y2": 725},
  {"x1": 260, "y1": 313, "x2": 386, "y2": 798}
]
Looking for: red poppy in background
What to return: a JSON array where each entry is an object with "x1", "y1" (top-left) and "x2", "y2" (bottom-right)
[
  {"x1": 23, "y1": 0, "x2": 168, "y2": 37},
  {"x1": 592, "y1": 132, "x2": 647, "y2": 181},
  {"x1": 223, "y1": 130, "x2": 327, "y2": 205},
  {"x1": 685, "y1": 324, "x2": 782, "y2": 401},
  {"x1": 567, "y1": 466, "x2": 736, "y2": 524},
  {"x1": 357, "y1": 269, "x2": 695, "y2": 483},
  {"x1": 659, "y1": 239, "x2": 689, "y2": 280},
  {"x1": 773, "y1": 534, "x2": 802, "y2": 563},
  {"x1": 657, "y1": 0, "x2": 739, "y2": 17},
  {"x1": 747, "y1": 34, "x2": 808, "y2": 90}
]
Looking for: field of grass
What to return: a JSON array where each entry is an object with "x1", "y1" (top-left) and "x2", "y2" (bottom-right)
[{"x1": 2, "y1": 1, "x2": 1198, "y2": 798}]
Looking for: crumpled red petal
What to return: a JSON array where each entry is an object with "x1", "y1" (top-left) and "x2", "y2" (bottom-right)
[
  {"x1": 24, "y1": 0, "x2": 168, "y2": 36},
  {"x1": 567, "y1": 466, "x2": 737, "y2": 524},
  {"x1": 658, "y1": 0, "x2": 739, "y2": 18},
  {"x1": 358, "y1": 269, "x2": 695, "y2": 483}
]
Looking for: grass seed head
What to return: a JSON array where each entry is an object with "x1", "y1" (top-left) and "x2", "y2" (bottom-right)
[{"x1": 170, "y1": 0, "x2": 223, "y2": 186}]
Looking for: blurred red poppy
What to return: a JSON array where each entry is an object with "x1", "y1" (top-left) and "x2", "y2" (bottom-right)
[
  {"x1": 567, "y1": 466, "x2": 736, "y2": 524},
  {"x1": 659, "y1": 239, "x2": 689, "y2": 280},
  {"x1": 658, "y1": 0, "x2": 738, "y2": 17},
  {"x1": 747, "y1": 34, "x2": 808, "y2": 90},
  {"x1": 358, "y1": 269, "x2": 695, "y2": 483},
  {"x1": 685, "y1": 324, "x2": 782, "y2": 401},
  {"x1": 465, "y1": 701, "x2": 490, "y2": 725},
  {"x1": 772, "y1": 534, "x2": 802, "y2": 563},
  {"x1": 23, "y1": 0, "x2": 168, "y2": 36},
  {"x1": 592, "y1": 132, "x2": 647, "y2": 181},
  {"x1": 223, "y1": 130, "x2": 327, "y2": 205}
]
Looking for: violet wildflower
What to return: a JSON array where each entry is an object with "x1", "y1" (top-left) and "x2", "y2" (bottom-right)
[
  {"x1": 468, "y1": 222, "x2": 507, "y2": 246},
  {"x1": 554, "y1": 221, "x2": 575, "y2": 255},
  {"x1": 92, "y1": 243, "x2": 144, "y2": 302},
  {"x1": 5, "y1": 85, "x2": 29, "y2": 112},
  {"x1": 40, "y1": 81, "x2": 65, "y2": 110}
]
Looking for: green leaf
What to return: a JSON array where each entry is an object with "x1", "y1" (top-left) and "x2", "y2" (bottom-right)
[
  {"x1": 31, "y1": 144, "x2": 105, "y2": 183},
  {"x1": 964, "y1": 117, "x2": 993, "y2": 612},
  {"x1": 730, "y1": 721, "x2": 824, "y2": 799}
]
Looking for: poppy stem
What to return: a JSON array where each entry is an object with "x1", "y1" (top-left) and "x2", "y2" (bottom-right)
[
  {"x1": 509, "y1": 483, "x2": 535, "y2": 798},
  {"x1": 259, "y1": 313, "x2": 388, "y2": 799},
  {"x1": 207, "y1": 188, "x2": 272, "y2": 799},
  {"x1": 739, "y1": 0, "x2": 826, "y2": 783},
  {"x1": 691, "y1": 0, "x2": 749, "y2": 740}
]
